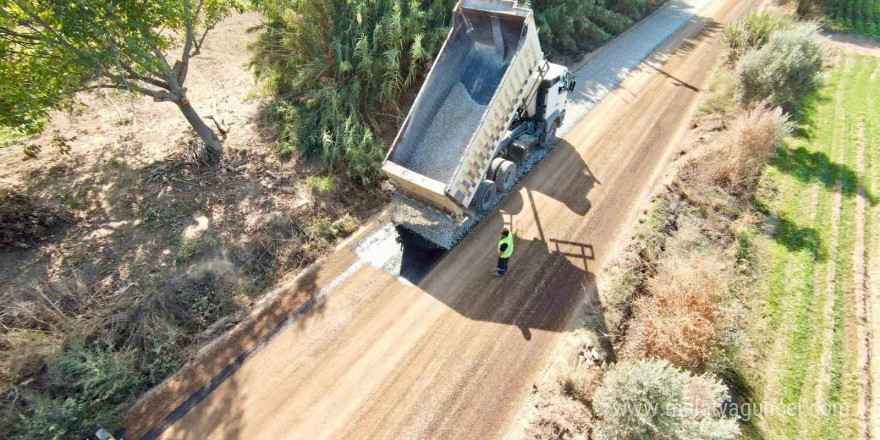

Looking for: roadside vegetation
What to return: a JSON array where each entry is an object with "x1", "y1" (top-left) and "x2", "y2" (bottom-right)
[
  {"x1": 738, "y1": 50, "x2": 877, "y2": 440},
  {"x1": 827, "y1": 0, "x2": 880, "y2": 36},
  {"x1": 519, "y1": 10, "x2": 858, "y2": 440},
  {"x1": 531, "y1": 0, "x2": 669, "y2": 58},
  {"x1": 794, "y1": 0, "x2": 880, "y2": 38}
]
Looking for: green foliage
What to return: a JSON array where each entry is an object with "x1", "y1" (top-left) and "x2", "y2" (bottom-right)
[
  {"x1": 176, "y1": 233, "x2": 220, "y2": 264},
  {"x1": 13, "y1": 341, "x2": 146, "y2": 440},
  {"x1": 0, "y1": 0, "x2": 243, "y2": 146},
  {"x1": 0, "y1": 126, "x2": 25, "y2": 149},
  {"x1": 593, "y1": 360, "x2": 740, "y2": 440},
  {"x1": 253, "y1": 0, "x2": 455, "y2": 185},
  {"x1": 822, "y1": 0, "x2": 880, "y2": 38},
  {"x1": 532, "y1": 0, "x2": 666, "y2": 58},
  {"x1": 140, "y1": 320, "x2": 185, "y2": 386},
  {"x1": 305, "y1": 175, "x2": 338, "y2": 195},
  {"x1": 722, "y1": 11, "x2": 795, "y2": 65},
  {"x1": 735, "y1": 23, "x2": 824, "y2": 110}
]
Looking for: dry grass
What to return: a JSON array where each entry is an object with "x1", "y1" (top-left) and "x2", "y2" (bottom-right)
[
  {"x1": 709, "y1": 104, "x2": 792, "y2": 193},
  {"x1": 622, "y1": 256, "x2": 728, "y2": 370},
  {"x1": 558, "y1": 365, "x2": 603, "y2": 407}
]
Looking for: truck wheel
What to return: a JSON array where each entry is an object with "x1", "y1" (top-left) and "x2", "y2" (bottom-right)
[
  {"x1": 473, "y1": 179, "x2": 497, "y2": 212},
  {"x1": 490, "y1": 157, "x2": 505, "y2": 181},
  {"x1": 494, "y1": 160, "x2": 517, "y2": 192}
]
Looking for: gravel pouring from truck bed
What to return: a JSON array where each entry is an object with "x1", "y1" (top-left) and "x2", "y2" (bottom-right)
[
  {"x1": 391, "y1": 139, "x2": 557, "y2": 249},
  {"x1": 393, "y1": 0, "x2": 715, "y2": 249},
  {"x1": 405, "y1": 83, "x2": 487, "y2": 183}
]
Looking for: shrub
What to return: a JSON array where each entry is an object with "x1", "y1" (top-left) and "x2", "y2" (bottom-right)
[
  {"x1": 140, "y1": 319, "x2": 185, "y2": 386},
  {"x1": 622, "y1": 257, "x2": 726, "y2": 369},
  {"x1": 253, "y1": 0, "x2": 455, "y2": 185},
  {"x1": 711, "y1": 104, "x2": 793, "y2": 192},
  {"x1": 593, "y1": 360, "x2": 739, "y2": 440},
  {"x1": 558, "y1": 365, "x2": 603, "y2": 406},
  {"x1": 735, "y1": 23, "x2": 824, "y2": 110},
  {"x1": 305, "y1": 175, "x2": 338, "y2": 195},
  {"x1": 14, "y1": 341, "x2": 146, "y2": 440},
  {"x1": 721, "y1": 11, "x2": 794, "y2": 65}
]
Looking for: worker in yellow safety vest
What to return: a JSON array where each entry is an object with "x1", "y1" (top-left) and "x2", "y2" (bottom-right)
[{"x1": 495, "y1": 228, "x2": 514, "y2": 277}]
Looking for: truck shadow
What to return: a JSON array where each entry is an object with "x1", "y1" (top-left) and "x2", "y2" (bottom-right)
[
  {"x1": 412, "y1": 201, "x2": 609, "y2": 345},
  {"x1": 396, "y1": 138, "x2": 599, "y2": 285},
  {"x1": 397, "y1": 138, "x2": 608, "y2": 343}
]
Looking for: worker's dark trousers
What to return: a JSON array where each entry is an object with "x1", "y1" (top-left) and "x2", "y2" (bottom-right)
[{"x1": 496, "y1": 257, "x2": 509, "y2": 276}]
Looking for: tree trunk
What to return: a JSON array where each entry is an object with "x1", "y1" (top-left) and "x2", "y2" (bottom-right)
[{"x1": 177, "y1": 99, "x2": 223, "y2": 164}]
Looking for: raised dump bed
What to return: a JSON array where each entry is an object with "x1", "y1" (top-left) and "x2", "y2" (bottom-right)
[{"x1": 383, "y1": 0, "x2": 543, "y2": 219}]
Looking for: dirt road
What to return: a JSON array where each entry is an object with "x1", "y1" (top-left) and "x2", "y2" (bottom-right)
[{"x1": 130, "y1": 0, "x2": 759, "y2": 438}]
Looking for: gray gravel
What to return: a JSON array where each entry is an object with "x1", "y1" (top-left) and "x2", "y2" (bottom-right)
[
  {"x1": 405, "y1": 83, "x2": 487, "y2": 183},
  {"x1": 391, "y1": 138, "x2": 559, "y2": 249},
  {"x1": 558, "y1": 0, "x2": 714, "y2": 136},
  {"x1": 391, "y1": 0, "x2": 715, "y2": 249}
]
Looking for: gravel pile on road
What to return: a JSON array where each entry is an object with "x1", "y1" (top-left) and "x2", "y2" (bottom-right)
[
  {"x1": 405, "y1": 83, "x2": 486, "y2": 183},
  {"x1": 558, "y1": 0, "x2": 714, "y2": 136}
]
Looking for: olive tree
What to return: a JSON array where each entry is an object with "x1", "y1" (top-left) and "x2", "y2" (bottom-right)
[
  {"x1": 735, "y1": 23, "x2": 824, "y2": 111},
  {"x1": 593, "y1": 360, "x2": 740, "y2": 440},
  {"x1": 0, "y1": 0, "x2": 243, "y2": 162}
]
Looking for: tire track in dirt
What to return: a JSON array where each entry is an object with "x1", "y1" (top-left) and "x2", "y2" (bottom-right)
[
  {"x1": 813, "y1": 58, "x2": 850, "y2": 418},
  {"x1": 761, "y1": 65, "x2": 847, "y2": 418},
  {"x1": 854, "y1": 119, "x2": 870, "y2": 440},
  {"x1": 864, "y1": 57, "x2": 880, "y2": 440},
  {"x1": 814, "y1": 142, "x2": 844, "y2": 413}
]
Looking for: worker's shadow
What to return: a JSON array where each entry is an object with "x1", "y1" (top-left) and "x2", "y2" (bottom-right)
[{"x1": 402, "y1": 138, "x2": 608, "y2": 343}]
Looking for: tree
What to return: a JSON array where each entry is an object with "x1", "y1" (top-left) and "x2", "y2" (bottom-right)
[
  {"x1": 593, "y1": 360, "x2": 740, "y2": 440},
  {"x1": 0, "y1": 0, "x2": 244, "y2": 163},
  {"x1": 735, "y1": 23, "x2": 824, "y2": 111}
]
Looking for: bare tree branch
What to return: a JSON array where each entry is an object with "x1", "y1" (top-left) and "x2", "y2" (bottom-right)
[
  {"x1": 114, "y1": 56, "x2": 171, "y2": 90},
  {"x1": 148, "y1": 41, "x2": 178, "y2": 91},
  {"x1": 178, "y1": 0, "x2": 196, "y2": 86},
  {"x1": 192, "y1": 22, "x2": 216, "y2": 56},
  {"x1": 88, "y1": 82, "x2": 177, "y2": 102},
  {"x1": 0, "y1": 26, "x2": 40, "y2": 43}
]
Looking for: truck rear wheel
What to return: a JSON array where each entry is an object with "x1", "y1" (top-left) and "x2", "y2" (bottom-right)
[
  {"x1": 493, "y1": 160, "x2": 516, "y2": 192},
  {"x1": 473, "y1": 179, "x2": 497, "y2": 212}
]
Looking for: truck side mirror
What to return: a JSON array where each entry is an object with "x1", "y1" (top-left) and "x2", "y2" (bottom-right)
[{"x1": 568, "y1": 81, "x2": 576, "y2": 92}]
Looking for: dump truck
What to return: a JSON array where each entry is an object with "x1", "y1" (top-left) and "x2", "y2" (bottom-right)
[{"x1": 382, "y1": 0, "x2": 575, "y2": 248}]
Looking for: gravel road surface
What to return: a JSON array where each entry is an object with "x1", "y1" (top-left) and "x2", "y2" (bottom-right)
[
  {"x1": 126, "y1": 1, "x2": 762, "y2": 439},
  {"x1": 559, "y1": 0, "x2": 714, "y2": 136}
]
